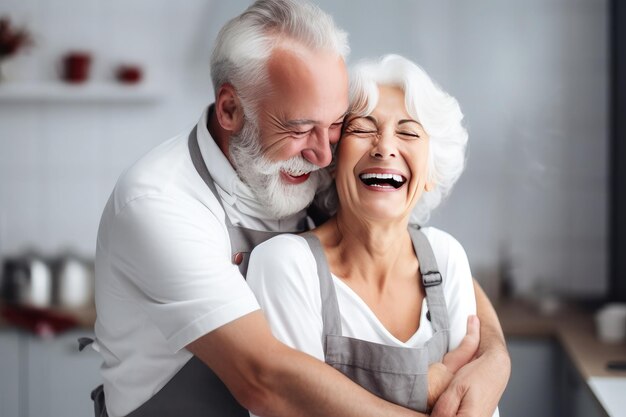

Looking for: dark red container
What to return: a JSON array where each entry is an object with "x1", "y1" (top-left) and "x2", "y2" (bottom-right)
[
  {"x1": 116, "y1": 65, "x2": 143, "y2": 84},
  {"x1": 62, "y1": 52, "x2": 91, "y2": 83}
]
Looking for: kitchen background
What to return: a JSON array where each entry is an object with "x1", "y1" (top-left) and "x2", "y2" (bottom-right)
[
  {"x1": 0, "y1": 0, "x2": 607, "y2": 298},
  {"x1": 0, "y1": 1, "x2": 620, "y2": 417}
]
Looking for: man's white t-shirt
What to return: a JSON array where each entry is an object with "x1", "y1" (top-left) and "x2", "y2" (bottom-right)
[
  {"x1": 94, "y1": 108, "x2": 307, "y2": 417},
  {"x1": 247, "y1": 228, "x2": 498, "y2": 417}
]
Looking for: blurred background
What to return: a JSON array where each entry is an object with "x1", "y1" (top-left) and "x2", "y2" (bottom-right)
[{"x1": 0, "y1": 1, "x2": 624, "y2": 417}]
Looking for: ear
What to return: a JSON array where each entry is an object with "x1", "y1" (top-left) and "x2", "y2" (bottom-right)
[
  {"x1": 215, "y1": 84, "x2": 244, "y2": 132},
  {"x1": 424, "y1": 179, "x2": 435, "y2": 192}
]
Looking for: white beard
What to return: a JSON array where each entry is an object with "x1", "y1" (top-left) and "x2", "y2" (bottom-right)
[{"x1": 229, "y1": 117, "x2": 323, "y2": 219}]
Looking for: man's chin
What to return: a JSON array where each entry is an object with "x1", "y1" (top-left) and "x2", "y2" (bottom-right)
[{"x1": 260, "y1": 179, "x2": 318, "y2": 219}]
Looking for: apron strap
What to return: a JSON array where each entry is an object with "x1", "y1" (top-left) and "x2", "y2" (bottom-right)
[
  {"x1": 188, "y1": 125, "x2": 280, "y2": 276},
  {"x1": 78, "y1": 337, "x2": 94, "y2": 352},
  {"x1": 188, "y1": 125, "x2": 234, "y2": 229},
  {"x1": 301, "y1": 232, "x2": 342, "y2": 351},
  {"x1": 408, "y1": 225, "x2": 450, "y2": 335},
  {"x1": 304, "y1": 227, "x2": 451, "y2": 346}
]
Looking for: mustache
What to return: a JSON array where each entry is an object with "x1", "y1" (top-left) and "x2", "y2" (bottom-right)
[{"x1": 255, "y1": 154, "x2": 321, "y2": 176}]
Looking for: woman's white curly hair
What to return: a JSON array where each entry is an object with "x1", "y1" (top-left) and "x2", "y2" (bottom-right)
[{"x1": 316, "y1": 54, "x2": 468, "y2": 225}]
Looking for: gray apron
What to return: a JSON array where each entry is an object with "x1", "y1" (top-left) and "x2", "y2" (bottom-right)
[
  {"x1": 87, "y1": 126, "x2": 301, "y2": 417},
  {"x1": 301, "y1": 225, "x2": 450, "y2": 413}
]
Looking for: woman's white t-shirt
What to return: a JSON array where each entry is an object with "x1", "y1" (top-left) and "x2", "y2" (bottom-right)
[{"x1": 247, "y1": 227, "x2": 498, "y2": 416}]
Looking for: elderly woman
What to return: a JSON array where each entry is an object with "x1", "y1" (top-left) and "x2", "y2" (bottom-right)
[{"x1": 247, "y1": 54, "x2": 498, "y2": 415}]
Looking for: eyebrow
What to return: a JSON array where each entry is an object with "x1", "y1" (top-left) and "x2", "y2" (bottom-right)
[
  {"x1": 285, "y1": 111, "x2": 349, "y2": 127},
  {"x1": 398, "y1": 119, "x2": 422, "y2": 126},
  {"x1": 285, "y1": 119, "x2": 317, "y2": 127},
  {"x1": 347, "y1": 115, "x2": 377, "y2": 124}
]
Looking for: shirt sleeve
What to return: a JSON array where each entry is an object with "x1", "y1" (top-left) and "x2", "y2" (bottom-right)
[
  {"x1": 107, "y1": 194, "x2": 260, "y2": 353},
  {"x1": 246, "y1": 234, "x2": 325, "y2": 361}
]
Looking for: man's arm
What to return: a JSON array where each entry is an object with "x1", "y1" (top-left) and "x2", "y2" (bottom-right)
[
  {"x1": 188, "y1": 310, "x2": 427, "y2": 417},
  {"x1": 431, "y1": 279, "x2": 511, "y2": 417}
]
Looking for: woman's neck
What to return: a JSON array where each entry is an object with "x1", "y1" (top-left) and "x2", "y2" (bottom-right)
[{"x1": 315, "y1": 210, "x2": 416, "y2": 290}]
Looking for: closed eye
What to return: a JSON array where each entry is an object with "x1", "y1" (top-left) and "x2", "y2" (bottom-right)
[
  {"x1": 346, "y1": 128, "x2": 377, "y2": 135},
  {"x1": 291, "y1": 129, "x2": 313, "y2": 138},
  {"x1": 397, "y1": 131, "x2": 421, "y2": 139}
]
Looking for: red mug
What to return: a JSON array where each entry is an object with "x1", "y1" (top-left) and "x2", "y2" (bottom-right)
[
  {"x1": 62, "y1": 52, "x2": 91, "y2": 83},
  {"x1": 116, "y1": 65, "x2": 143, "y2": 84}
]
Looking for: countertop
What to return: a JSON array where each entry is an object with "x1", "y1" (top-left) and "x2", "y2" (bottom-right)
[
  {"x1": 496, "y1": 300, "x2": 626, "y2": 379},
  {"x1": 0, "y1": 301, "x2": 96, "y2": 333},
  {"x1": 496, "y1": 300, "x2": 626, "y2": 417}
]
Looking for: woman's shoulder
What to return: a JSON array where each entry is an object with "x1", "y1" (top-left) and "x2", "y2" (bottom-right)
[
  {"x1": 248, "y1": 233, "x2": 321, "y2": 301},
  {"x1": 252, "y1": 233, "x2": 311, "y2": 257},
  {"x1": 417, "y1": 226, "x2": 470, "y2": 276},
  {"x1": 249, "y1": 233, "x2": 318, "y2": 279},
  {"x1": 418, "y1": 226, "x2": 466, "y2": 256}
]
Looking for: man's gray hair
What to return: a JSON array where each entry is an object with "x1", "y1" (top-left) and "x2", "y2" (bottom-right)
[{"x1": 211, "y1": 0, "x2": 350, "y2": 114}]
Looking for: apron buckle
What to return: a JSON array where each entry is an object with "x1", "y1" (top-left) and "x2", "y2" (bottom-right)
[{"x1": 422, "y1": 271, "x2": 442, "y2": 287}]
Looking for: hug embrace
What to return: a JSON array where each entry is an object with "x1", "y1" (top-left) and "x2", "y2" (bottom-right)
[{"x1": 92, "y1": 1, "x2": 511, "y2": 417}]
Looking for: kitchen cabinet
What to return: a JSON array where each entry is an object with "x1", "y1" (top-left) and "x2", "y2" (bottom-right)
[
  {"x1": 499, "y1": 338, "x2": 559, "y2": 417},
  {"x1": 0, "y1": 331, "x2": 21, "y2": 417},
  {"x1": 500, "y1": 337, "x2": 607, "y2": 417},
  {"x1": 558, "y1": 355, "x2": 605, "y2": 417},
  {"x1": 0, "y1": 329, "x2": 102, "y2": 417},
  {"x1": 25, "y1": 330, "x2": 102, "y2": 417}
]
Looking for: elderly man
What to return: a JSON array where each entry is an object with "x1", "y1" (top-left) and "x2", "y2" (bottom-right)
[{"x1": 92, "y1": 1, "x2": 510, "y2": 416}]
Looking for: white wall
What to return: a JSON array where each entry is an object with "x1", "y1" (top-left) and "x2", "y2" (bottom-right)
[{"x1": 0, "y1": 0, "x2": 608, "y2": 297}]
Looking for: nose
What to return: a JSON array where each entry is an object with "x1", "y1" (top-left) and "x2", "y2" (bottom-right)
[
  {"x1": 370, "y1": 133, "x2": 397, "y2": 159},
  {"x1": 301, "y1": 129, "x2": 333, "y2": 168}
]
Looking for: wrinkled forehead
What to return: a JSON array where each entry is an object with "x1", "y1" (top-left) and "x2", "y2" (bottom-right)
[{"x1": 262, "y1": 42, "x2": 349, "y2": 122}]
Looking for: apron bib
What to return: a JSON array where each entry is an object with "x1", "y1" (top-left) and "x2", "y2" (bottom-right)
[
  {"x1": 301, "y1": 225, "x2": 450, "y2": 413},
  {"x1": 88, "y1": 126, "x2": 298, "y2": 417}
]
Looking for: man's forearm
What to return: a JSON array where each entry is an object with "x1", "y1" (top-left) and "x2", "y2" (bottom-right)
[
  {"x1": 264, "y1": 343, "x2": 428, "y2": 417},
  {"x1": 473, "y1": 279, "x2": 508, "y2": 358},
  {"x1": 189, "y1": 311, "x2": 427, "y2": 417}
]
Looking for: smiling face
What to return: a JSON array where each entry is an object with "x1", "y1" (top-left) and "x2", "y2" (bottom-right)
[
  {"x1": 228, "y1": 42, "x2": 349, "y2": 219},
  {"x1": 336, "y1": 85, "x2": 432, "y2": 223},
  {"x1": 257, "y1": 42, "x2": 349, "y2": 174}
]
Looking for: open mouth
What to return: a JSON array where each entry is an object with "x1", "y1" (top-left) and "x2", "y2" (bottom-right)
[
  {"x1": 359, "y1": 172, "x2": 407, "y2": 189},
  {"x1": 280, "y1": 169, "x2": 311, "y2": 185}
]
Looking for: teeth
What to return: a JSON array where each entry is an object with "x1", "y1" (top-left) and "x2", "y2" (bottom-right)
[
  {"x1": 360, "y1": 173, "x2": 405, "y2": 182},
  {"x1": 286, "y1": 170, "x2": 310, "y2": 177}
]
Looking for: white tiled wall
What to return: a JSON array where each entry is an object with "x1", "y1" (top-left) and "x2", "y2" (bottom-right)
[{"x1": 0, "y1": 0, "x2": 609, "y2": 297}]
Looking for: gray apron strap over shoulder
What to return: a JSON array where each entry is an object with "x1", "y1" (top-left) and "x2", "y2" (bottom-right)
[
  {"x1": 301, "y1": 232, "x2": 342, "y2": 347},
  {"x1": 303, "y1": 226, "x2": 450, "y2": 413},
  {"x1": 408, "y1": 225, "x2": 450, "y2": 361},
  {"x1": 188, "y1": 125, "x2": 281, "y2": 276}
]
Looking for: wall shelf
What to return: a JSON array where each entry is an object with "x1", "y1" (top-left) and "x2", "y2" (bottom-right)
[{"x1": 0, "y1": 82, "x2": 164, "y2": 103}]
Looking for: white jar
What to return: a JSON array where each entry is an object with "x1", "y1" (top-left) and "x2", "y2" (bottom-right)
[{"x1": 595, "y1": 303, "x2": 626, "y2": 344}]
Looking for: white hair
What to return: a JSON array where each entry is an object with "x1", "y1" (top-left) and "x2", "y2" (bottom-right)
[
  {"x1": 347, "y1": 54, "x2": 468, "y2": 225},
  {"x1": 210, "y1": 0, "x2": 349, "y2": 114}
]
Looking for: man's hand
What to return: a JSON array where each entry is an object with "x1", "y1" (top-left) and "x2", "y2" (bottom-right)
[
  {"x1": 427, "y1": 315, "x2": 480, "y2": 409},
  {"x1": 430, "y1": 280, "x2": 511, "y2": 417}
]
